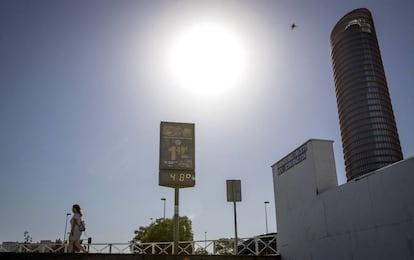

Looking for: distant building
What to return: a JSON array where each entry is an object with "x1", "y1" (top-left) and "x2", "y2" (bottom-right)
[
  {"x1": 1, "y1": 240, "x2": 58, "y2": 253},
  {"x1": 330, "y1": 8, "x2": 403, "y2": 181},
  {"x1": 272, "y1": 139, "x2": 414, "y2": 259},
  {"x1": 1, "y1": 242, "x2": 19, "y2": 252}
]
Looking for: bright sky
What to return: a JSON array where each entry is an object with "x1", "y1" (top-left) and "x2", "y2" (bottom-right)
[{"x1": 1, "y1": 0, "x2": 413, "y2": 244}]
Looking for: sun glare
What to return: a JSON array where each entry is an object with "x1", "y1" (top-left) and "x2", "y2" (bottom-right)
[{"x1": 168, "y1": 22, "x2": 247, "y2": 96}]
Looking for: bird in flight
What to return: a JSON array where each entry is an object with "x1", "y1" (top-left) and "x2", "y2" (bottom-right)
[{"x1": 291, "y1": 23, "x2": 297, "y2": 30}]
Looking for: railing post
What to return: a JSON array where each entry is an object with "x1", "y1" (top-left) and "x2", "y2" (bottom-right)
[
  {"x1": 213, "y1": 240, "x2": 216, "y2": 255},
  {"x1": 109, "y1": 243, "x2": 112, "y2": 254},
  {"x1": 255, "y1": 238, "x2": 259, "y2": 256},
  {"x1": 192, "y1": 240, "x2": 195, "y2": 254}
]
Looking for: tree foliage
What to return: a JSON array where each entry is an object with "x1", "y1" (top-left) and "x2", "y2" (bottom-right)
[
  {"x1": 23, "y1": 231, "x2": 32, "y2": 244},
  {"x1": 194, "y1": 247, "x2": 208, "y2": 255},
  {"x1": 214, "y1": 238, "x2": 235, "y2": 255},
  {"x1": 132, "y1": 216, "x2": 193, "y2": 243}
]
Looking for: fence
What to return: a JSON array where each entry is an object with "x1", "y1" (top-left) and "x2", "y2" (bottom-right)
[{"x1": 0, "y1": 235, "x2": 278, "y2": 256}]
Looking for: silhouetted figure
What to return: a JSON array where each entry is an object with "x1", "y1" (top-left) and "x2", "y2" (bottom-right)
[
  {"x1": 68, "y1": 204, "x2": 87, "y2": 253},
  {"x1": 291, "y1": 23, "x2": 297, "y2": 30}
]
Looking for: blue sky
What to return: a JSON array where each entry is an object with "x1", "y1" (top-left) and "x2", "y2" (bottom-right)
[{"x1": 1, "y1": 0, "x2": 413, "y2": 243}]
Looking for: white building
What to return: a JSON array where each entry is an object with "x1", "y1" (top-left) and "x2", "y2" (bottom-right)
[{"x1": 272, "y1": 139, "x2": 414, "y2": 260}]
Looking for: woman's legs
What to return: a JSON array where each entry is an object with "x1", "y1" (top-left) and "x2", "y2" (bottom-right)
[
  {"x1": 68, "y1": 230, "x2": 86, "y2": 253},
  {"x1": 68, "y1": 239, "x2": 74, "y2": 253},
  {"x1": 74, "y1": 240, "x2": 87, "y2": 253}
]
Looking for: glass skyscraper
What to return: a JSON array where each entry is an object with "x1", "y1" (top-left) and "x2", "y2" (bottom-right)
[{"x1": 330, "y1": 8, "x2": 403, "y2": 181}]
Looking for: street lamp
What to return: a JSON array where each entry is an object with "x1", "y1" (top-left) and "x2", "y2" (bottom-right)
[
  {"x1": 161, "y1": 198, "x2": 166, "y2": 220},
  {"x1": 264, "y1": 201, "x2": 270, "y2": 234},
  {"x1": 63, "y1": 213, "x2": 71, "y2": 244}
]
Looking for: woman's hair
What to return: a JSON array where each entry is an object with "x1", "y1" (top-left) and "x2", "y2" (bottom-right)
[{"x1": 72, "y1": 204, "x2": 83, "y2": 216}]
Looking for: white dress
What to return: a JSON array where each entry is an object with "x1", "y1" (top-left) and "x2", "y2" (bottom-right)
[{"x1": 69, "y1": 213, "x2": 82, "y2": 240}]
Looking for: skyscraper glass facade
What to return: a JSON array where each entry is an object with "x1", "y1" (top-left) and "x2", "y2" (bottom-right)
[{"x1": 330, "y1": 8, "x2": 403, "y2": 181}]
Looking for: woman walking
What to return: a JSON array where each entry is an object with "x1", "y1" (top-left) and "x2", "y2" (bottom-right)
[{"x1": 68, "y1": 204, "x2": 87, "y2": 253}]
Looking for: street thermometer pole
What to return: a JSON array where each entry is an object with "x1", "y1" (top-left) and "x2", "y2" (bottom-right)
[{"x1": 159, "y1": 122, "x2": 195, "y2": 255}]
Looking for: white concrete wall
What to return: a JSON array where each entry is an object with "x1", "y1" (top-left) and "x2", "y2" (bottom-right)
[{"x1": 272, "y1": 139, "x2": 414, "y2": 260}]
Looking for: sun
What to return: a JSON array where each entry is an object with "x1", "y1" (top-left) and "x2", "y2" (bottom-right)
[{"x1": 168, "y1": 22, "x2": 247, "y2": 97}]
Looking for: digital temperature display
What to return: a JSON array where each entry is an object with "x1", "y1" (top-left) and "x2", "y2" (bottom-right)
[
  {"x1": 159, "y1": 122, "x2": 195, "y2": 188},
  {"x1": 159, "y1": 171, "x2": 195, "y2": 188}
]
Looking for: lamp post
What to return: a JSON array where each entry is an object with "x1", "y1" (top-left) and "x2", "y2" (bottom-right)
[
  {"x1": 264, "y1": 201, "x2": 270, "y2": 234},
  {"x1": 63, "y1": 213, "x2": 71, "y2": 245},
  {"x1": 161, "y1": 198, "x2": 166, "y2": 220}
]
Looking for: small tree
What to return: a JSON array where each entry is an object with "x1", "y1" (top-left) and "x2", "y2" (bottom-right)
[
  {"x1": 131, "y1": 216, "x2": 193, "y2": 254},
  {"x1": 194, "y1": 247, "x2": 209, "y2": 255},
  {"x1": 23, "y1": 231, "x2": 34, "y2": 252},
  {"x1": 215, "y1": 238, "x2": 234, "y2": 255},
  {"x1": 132, "y1": 216, "x2": 193, "y2": 243},
  {"x1": 23, "y1": 231, "x2": 32, "y2": 244}
]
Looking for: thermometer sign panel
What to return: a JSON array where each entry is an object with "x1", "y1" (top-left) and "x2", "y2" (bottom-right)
[{"x1": 159, "y1": 122, "x2": 195, "y2": 188}]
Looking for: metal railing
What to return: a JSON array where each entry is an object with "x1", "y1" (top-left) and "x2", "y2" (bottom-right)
[{"x1": 0, "y1": 235, "x2": 278, "y2": 256}]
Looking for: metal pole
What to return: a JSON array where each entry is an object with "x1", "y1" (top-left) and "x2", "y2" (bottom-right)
[
  {"x1": 233, "y1": 201, "x2": 238, "y2": 255},
  {"x1": 264, "y1": 201, "x2": 269, "y2": 234},
  {"x1": 173, "y1": 188, "x2": 179, "y2": 255},
  {"x1": 87, "y1": 237, "x2": 92, "y2": 253},
  {"x1": 204, "y1": 232, "x2": 207, "y2": 250},
  {"x1": 161, "y1": 198, "x2": 166, "y2": 220},
  {"x1": 63, "y1": 213, "x2": 71, "y2": 244}
]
